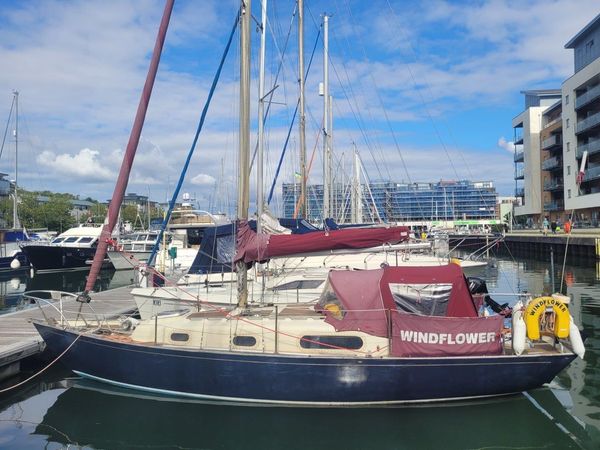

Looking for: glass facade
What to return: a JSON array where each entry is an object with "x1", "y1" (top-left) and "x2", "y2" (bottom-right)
[{"x1": 282, "y1": 180, "x2": 497, "y2": 223}]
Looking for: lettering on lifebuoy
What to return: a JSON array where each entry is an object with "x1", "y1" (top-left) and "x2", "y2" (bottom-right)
[{"x1": 525, "y1": 296, "x2": 570, "y2": 340}]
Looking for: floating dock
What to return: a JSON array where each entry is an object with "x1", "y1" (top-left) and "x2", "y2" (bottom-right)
[
  {"x1": 449, "y1": 230, "x2": 600, "y2": 261},
  {"x1": 0, "y1": 286, "x2": 136, "y2": 382}
]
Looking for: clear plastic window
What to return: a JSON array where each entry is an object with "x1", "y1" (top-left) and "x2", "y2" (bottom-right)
[{"x1": 389, "y1": 283, "x2": 452, "y2": 316}]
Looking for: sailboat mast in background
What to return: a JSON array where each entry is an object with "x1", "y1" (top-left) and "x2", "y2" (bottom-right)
[
  {"x1": 298, "y1": 0, "x2": 307, "y2": 219},
  {"x1": 12, "y1": 90, "x2": 19, "y2": 229}
]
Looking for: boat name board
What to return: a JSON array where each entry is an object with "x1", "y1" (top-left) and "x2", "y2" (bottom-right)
[{"x1": 391, "y1": 314, "x2": 503, "y2": 357}]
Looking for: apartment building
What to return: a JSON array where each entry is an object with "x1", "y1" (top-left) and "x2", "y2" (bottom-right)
[
  {"x1": 563, "y1": 13, "x2": 600, "y2": 226},
  {"x1": 513, "y1": 90, "x2": 562, "y2": 224},
  {"x1": 513, "y1": 13, "x2": 600, "y2": 227},
  {"x1": 541, "y1": 100, "x2": 564, "y2": 222}
]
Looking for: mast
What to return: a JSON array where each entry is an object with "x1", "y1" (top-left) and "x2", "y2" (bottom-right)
[
  {"x1": 82, "y1": 0, "x2": 174, "y2": 296},
  {"x1": 12, "y1": 90, "x2": 19, "y2": 230},
  {"x1": 322, "y1": 13, "x2": 330, "y2": 220},
  {"x1": 147, "y1": 186, "x2": 151, "y2": 230},
  {"x1": 328, "y1": 92, "x2": 333, "y2": 219},
  {"x1": 298, "y1": 0, "x2": 307, "y2": 219},
  {"x1": 256, "y1": 0, "x2": 266, "y2": 233},
  {"x1": 236, "y1": 0, "x2": 251, "y2": 308},
  {"x1": 351, "y1": 144, "x2": 362, "y2": 224}
]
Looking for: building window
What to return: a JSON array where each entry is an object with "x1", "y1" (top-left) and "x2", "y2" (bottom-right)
[
  {"x1": 568, "y1": 189, "x2": 572, "y2": 199},
  {"x1": 567, "y1": 142, "x2": 570, "y2": 152},
  {"x1": 586, "y1": 39, "x2": 595, "y2": 55},
  {"x1": 565, "y1": 94, "x2": 569, "y2": 105},
  {"x1": 567, "y1": 166, "x2": 571, "y2": 175},
  {"x1": 566, "y1": 118, "x2": 570, "y2": 128}
]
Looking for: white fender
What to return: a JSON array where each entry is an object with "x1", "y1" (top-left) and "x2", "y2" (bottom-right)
[
  {"x1": 512, "y1": 301, "x2": 526, "y2": 356},
  {"x1": 569, "y1": 315, "x2": 585, "y2": 359},
  {"x1": 10, "y1": 258, "x2": 21, "y2": 269}
]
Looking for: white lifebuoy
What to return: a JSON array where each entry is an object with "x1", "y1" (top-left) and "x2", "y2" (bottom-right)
[
  {"x1": 569, "y1": 315, "x2": 585, "y2": 359},
  {"x1": 10, "y1": 258, "x2": 21, "y2": 269},
  {"x1": 512, "y1": 301, "x2": 526, "y2": 356}
]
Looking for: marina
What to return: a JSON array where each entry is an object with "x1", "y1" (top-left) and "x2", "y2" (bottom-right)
[
  {"x1": 0, "y1": 0, "x2": 600, "y2": 448},
  {"x1": 450, "y1": 230, "x2": 600, "y2": 261}
]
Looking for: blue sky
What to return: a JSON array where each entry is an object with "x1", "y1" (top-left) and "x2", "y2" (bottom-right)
[{"x1": 0, "y1": 0, "x2": 598, "y2": 216}]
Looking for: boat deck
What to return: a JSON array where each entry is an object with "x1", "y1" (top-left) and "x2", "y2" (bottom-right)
[{"x1": 0, "y1": 286, "x2": 137, "y2": 381}]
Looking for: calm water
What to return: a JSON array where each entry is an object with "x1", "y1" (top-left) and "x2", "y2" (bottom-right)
[{"x1": 0, "y1": 258, "x2": 599, "y2": 449}]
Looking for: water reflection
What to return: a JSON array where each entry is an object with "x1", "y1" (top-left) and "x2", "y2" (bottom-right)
[
  {"x1": 0, "y1": 269, "x2": 135, "y2": 315},
  {"x1": 0, "y1": 374, "x2": 594, "y2": 450}
]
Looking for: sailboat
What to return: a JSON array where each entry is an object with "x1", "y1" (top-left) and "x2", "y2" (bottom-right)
[
  {"x1": 0, "y1": 91, "x2": 30, "y2": 273},
  {"x1": 31, "y1": 1, "x2": 585, "y2": 405}
]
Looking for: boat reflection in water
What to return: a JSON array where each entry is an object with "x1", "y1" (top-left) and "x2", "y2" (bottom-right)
[{"x1": 0, "y1": 377, "x2": 593, "y2": 450}]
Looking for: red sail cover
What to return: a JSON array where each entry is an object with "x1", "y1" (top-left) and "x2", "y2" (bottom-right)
[
  {"x1": 321, "y1": 265, "x2": 503, "y2": 357},
  {"x1": 234, "y1": 220, "x2": 410, "y2": 264}
]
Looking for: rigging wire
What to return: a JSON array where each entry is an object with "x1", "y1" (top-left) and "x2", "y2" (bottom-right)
[
  {"x1": 249, "y1": 1, "x2": 298, "y2": 171},
  {"x1": 147, "y1": 8, "x2": 239, "y2": 266},
  {"x1": 0, "y1": 94, "x2": 16, "y2": 161},
  {"x1": 266, "y1": 27, "x2": 322, "y2": 205},
  {"x1": 382, "y1": 0, "x2": 502, "y2": 229}
]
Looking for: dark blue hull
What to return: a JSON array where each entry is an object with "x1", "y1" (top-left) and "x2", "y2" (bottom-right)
[
  {"x1": 34, "y1": 323, "x2": 578, "y2": 405},
  {"x1": 22, "y1": 245, "x2": 111, "y2": 272}
]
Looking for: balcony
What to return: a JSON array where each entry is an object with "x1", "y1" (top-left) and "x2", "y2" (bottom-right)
[
  {"x1": 576, "y1": 111, "x2": 600, "y2": 135},
  {"x1": 514, "y1": 150, "x2": 524, "y2": 162},
  {"x1": 515, "y1": 169, "x2": 524, "y2": 180},
  {"x1": 576, "y1": 84, "x2": 600, "y2": 110},
  {"x1": 543, "y1": 116, "x2": 562, "y2": 130},
  {"x1": 544, "y1": 201, "x2": 564, "y2": 212},
  {"x1": 583, "y1": 165, "x2": 600, "y2": 182},
  {"x1": 576, "y1": 138, "x2": 600, "y2": 158},
  {"x1": 541, "y1": 156, "x2": 561, "y2": 171},
  {"x1": 543, "y1": 180, "x2": 563, "y2": 191},
  {"x1": 515, "y1": 187, "x2": 524, "y2": 197},
  {"x1": 514, "y1": 136, "x2": 523, "y2": 145},
  {"x1": 541, "y1": 134, "x2": 562, "y2": 151}
]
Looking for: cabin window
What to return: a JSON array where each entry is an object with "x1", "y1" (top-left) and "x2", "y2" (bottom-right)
[
  {"x1": 170, "y1": 333, "x2": 189, "y2": 342},
  {"x1": 389, "y1": 283, "x2": 452, "y2": 316},
  {"x1": 300, "y1": 335, "x2": 363, "y2": 350},
  {"x1": 233, "y1": 335, "x2": 257, "y2": 347},
  {"x1": 63, "y1": 237, "x2": 79, "y2": 243},
  {"x1": 78, "y1": 237, "x2": 93, "y2": 243},
  {"x1": 272, "y1": 280, "x2": 324, "y2": 291},
  {"x1": 51, "y1": 237, "x2": 65, "y2": 244}
]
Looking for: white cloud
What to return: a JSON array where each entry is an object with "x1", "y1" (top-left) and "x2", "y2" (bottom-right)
[
  {"x1": 37, "y1": 148, "x2": 114, "y2": 181},
  {"x1": 191, "y1": 173, "x2": 216, "y2": 186},
  {"x1": 497, "y1": 137, "x2": 516, "y2": 153}
]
